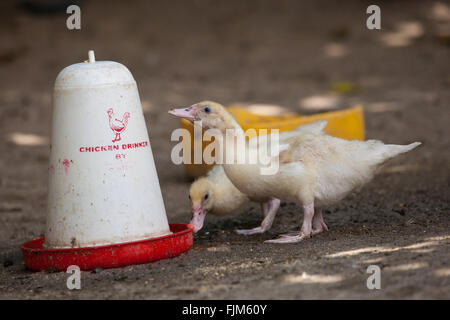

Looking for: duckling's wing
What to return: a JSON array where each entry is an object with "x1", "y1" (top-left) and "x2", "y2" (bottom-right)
[
  {"x1": 268, "y1": 135, "x2": 314, "y2": 164},
  {"x1": 248, "y1": 120, "x2": 327, "y2": 146},
  {"x1": 292, "y1": 120, "x2": 327, "y2": 135},
  {"x1": 249, "y1": 121, "x2": 329, "y2": 163},
  {"x1": 276, "y1": 120, "x2": 328, "y2": 142}
]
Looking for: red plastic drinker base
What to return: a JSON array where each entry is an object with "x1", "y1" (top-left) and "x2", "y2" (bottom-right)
[{"x1": 21, "y1": 223, "x2": 193, "y2": 272}]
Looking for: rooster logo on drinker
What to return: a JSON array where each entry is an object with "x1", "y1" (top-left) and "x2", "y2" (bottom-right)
[{"x1": 107, "y1": 108, "x2": 130, "y2": 143}]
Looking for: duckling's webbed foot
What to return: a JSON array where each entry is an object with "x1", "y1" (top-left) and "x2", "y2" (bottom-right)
[
  {"x1": 265, "y1": 203, "x2": 314, "y2": 244},
  {"x1": 264, "y1": 231, "x2": 310, "y2": 243},
  {"x1": 235, "y1": 199, "x2": 280, "y2": 235}
]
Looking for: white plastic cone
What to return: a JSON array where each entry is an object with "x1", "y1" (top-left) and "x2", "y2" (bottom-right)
[{"x1": 44, "y1": 51, "x2": 170, "y2": 248}]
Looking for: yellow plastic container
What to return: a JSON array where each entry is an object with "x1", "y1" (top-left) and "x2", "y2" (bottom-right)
[{"x1": 180, "y1": 105, "x2": 365, "y2": 178}]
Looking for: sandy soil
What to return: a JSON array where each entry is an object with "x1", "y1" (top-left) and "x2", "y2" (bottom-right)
[{"x1": 0, "y1": 0, "x2": 449, "y2": 299}]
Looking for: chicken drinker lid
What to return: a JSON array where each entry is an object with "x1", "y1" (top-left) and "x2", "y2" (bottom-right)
[{"x1": 21, "y1": 51, "x2": 193, "y2": 271}]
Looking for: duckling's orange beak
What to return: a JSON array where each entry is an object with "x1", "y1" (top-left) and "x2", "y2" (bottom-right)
[
  {"x1": 168, "y1": 106, "x2": 197, "y2": 122},
  {"x1": 190, "y1": 206, "x2": 206, "y2": 233}
]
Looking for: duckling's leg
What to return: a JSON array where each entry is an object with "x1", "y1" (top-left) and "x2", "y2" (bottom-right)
[
  {"x1": 312, "y1": 207, "x2": 328, "y2": 235},
  {"x1": 276, "y1": 206, "x2": 328, "y2": 239},
  {"x1": 235, "y1": 199, "x2": 280, "y2": 235},
  {"x1": 265, "y1": 203, "x2": 314, "y2": 243}
]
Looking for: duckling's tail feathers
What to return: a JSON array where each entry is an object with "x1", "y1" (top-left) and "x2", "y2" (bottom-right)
[{"x1": 381, "y1": 142, "x2": 421, "y2": 162}]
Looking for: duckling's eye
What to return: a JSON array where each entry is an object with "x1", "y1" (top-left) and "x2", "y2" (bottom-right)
[
  {"x1": 188, "y1": 195, "x2": 191, "y2": 200},
  {"x1": 204, "y1": 106, "x2": 211, "y2": 113},
  {"x1": 204, "y1": 193, "x2": 209, "y2": 200}
]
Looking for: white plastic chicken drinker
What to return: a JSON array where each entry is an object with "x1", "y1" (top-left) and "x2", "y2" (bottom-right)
[{"x1": 45, "y1": 50, "x2": 170, "y2": 248}]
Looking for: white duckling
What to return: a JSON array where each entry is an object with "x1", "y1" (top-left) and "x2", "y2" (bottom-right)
[
  {"x1": 170, "y1": 101, "x2": 421, "y2": 244},
  {"x1": 188, "y1": 121, "x2": 328, "y2": 234},
  {"x1": 189, "y1": 165, "x2": 250, "y2": 232}
]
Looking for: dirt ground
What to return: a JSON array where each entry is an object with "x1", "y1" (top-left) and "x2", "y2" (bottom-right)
[{"x1": 0, "y1": 0, "x2": 449, "y2": 299}]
